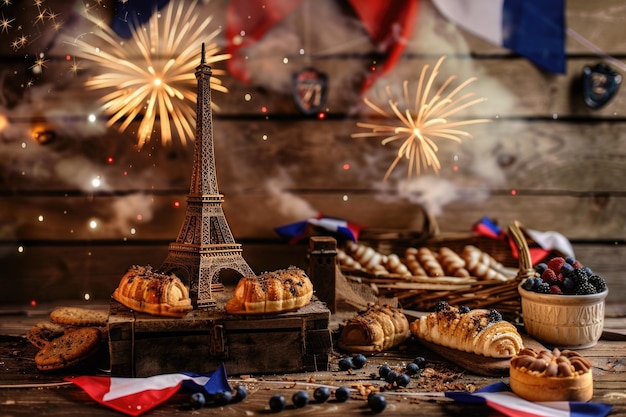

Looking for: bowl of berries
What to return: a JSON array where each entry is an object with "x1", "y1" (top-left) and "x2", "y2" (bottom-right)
[{"x1": 518, "y1": 256, "x2": 608, "y2": 349}]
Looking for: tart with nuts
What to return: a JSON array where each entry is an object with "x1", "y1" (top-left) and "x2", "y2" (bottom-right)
[{"x1": 509, "y1": 347, "x2": 593, "y2": 402}]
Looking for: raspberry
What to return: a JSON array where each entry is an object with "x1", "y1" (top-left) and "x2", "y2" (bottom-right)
[
  {"x1": 547, "y1": 257, "x2": 566, "y2": 273},
  {"x1": 588, "y1": 275, "x2": 607, "y2": 293},
  {"x1": 549, "y1": 285, "x2": 563, "y2": 295},
  {"x1": 541, "y1": 269, "x2": 558, "y2": 284}
]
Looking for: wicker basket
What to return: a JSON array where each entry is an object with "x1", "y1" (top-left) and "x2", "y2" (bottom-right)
[{"x1": 342, "y1": 220, "x2": 552, "y2": 321}]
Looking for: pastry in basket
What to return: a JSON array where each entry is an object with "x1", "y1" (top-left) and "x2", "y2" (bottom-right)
[
  {"x1": 112, "y1": 265, "x2": 192, "y2": 318},
  {"x1": 225, "y1": 266, "x2": 313, "y2": 314},
  {"x1": 509, "y1": 348, "x2": 593, "y2": 402},
  {"x1": 410, "y1": 301, "x2": 523, "y2": 358},
  {"x1": 338, "y1": 305, "x2": 410, "y2": 353}
]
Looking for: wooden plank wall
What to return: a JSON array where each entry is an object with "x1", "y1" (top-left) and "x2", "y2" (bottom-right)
[{"x1": 0, "y1": 0, "x2": 624, "y2": 308}]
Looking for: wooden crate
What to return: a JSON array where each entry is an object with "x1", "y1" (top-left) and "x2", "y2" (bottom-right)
[{"x1": 107, "y1": 298, "x2": 332, "y2": 377}]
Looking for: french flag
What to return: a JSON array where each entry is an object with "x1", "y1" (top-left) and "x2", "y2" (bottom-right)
[
  {"x1": 275, "y1": 214, "x2": 363, "y2": 243},
  {"x1": 432, "y1": 0, "x2": 566, "y2": 74},
  {"x1": 446, "y1": 382, "x2": 612, "y2": 417},
  {"x1": 66, "y1": 364, "x2": 230, "y2": 416}
]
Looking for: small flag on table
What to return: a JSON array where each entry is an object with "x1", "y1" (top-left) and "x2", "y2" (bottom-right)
[
  {"x1": 66, "y1": 364, "x2": 230, "y2": 416},
  {"x1": 446, "y1": 382, "x2": 612, "y2": 417},
  {"x1": 275, "y1": 214, "x2": 364, "y2": 243}
]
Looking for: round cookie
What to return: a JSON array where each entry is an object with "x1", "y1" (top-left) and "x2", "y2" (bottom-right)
[
  {"x1": 35, "y1": 327, "x2": 102, "y2": 372},
  {"x1": 26, "y1": 322, "x2": 66, "y2": 349},
  {"x1": 50, "y1": 306, "x2": 108, "y2": 327}
]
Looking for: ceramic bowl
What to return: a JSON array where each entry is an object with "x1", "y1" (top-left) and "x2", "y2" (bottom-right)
[{"x1": 518, "y1": 285, "x2": 608, "y2": 348}]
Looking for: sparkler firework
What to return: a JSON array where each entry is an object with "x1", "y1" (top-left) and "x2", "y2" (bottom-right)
[
  {"x1": 65, "y1": 1, "x2": 230, "y2": 147},
  {"x1": 352, "y1": 56, "x2": 490, "y2": 180}
]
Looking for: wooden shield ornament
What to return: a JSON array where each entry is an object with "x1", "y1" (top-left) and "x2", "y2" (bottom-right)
[
  {"x1": 582, "y1": 63, "x2": 622, "y2": 109},
  {"x1": 292, "y1": 68, "x2": 328, "y2": 115}
]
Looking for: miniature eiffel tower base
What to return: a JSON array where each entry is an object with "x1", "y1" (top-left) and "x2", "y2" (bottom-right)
[{"x1": 160, "y1": 243, "x2": 255, "y2": 309}]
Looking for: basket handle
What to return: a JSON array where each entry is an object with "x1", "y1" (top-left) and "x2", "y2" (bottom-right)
[{"x1": 507, "y1": 221, "x2": 538, "y2": 281}]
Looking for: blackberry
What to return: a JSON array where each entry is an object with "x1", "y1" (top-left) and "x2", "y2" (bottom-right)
[
  {"x1": 570, "y1": 268, "x2": 589, "y2": 285},
  {"x1": 575, "y1": 281, "x2": 596, "y2": 295},
  {"x1": 588, "y1": 275, "x2": 607, "y2": 293},
  {"x1": 536, "y1": 282, "x2": 551, "y2": 294},
  {"x1": 434, "y1": 300, "x2": 449, "y2": 312},
  {"x1": 486, "y1": 309, "x2": 502, "y2": 322}
]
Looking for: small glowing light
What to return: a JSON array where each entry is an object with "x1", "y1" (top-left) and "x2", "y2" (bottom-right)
[
  {"x1": 283, "y1": 57, "x2": 289, "y2": 64},
  {"x1": 552, "y1": 113, "x2": 559, "y2": 120},
  {"x1": 262, "y1": 134, "x2": 268, "y2": 140},
  {"x1": 130, "y1": 228, "x2": 136, "y2": 235},
  {"x1": 453, "y1": 165, "x2": 459, "y2": 171},
  {"x1": 38, "y1": 215, "x2": 44, "y2": 222},
  {"x1": 342, "y1": 195, "x2": 349, "y2": 202},
  {"x1": 244, "y1": 93, "x2": 251, "y2": 101},
  {"x1": 240, "y1": 30, "x2": 246, "y2": 36},
  {"x1": 136, "y1": 214, "x2": 143, "y2": 221},
  {"x1": 453, "y1": 155, "x2": 459, "y2": 161},
  {"x1": 123, "y1": 171, "x2": 128, "y2": 176},
  {"x1": 173, "y1": 200, "x2": 181, "y2": 208},
  {"x1": 299, "y1": 48, "x2": 305, "y2": 55},
  {"x1": 106, "y1": 156, "x2": 114, "y2": 164},
  {"x1": 370, "y1": 65, "x2": 376, "y2": 72},
  {"x1": 65, "y1": 55, "x2": 71, "y2": 61},
  {"x1": 511, "y1": 189, "x2": 517, "y2": 196},
  {"x1": 91, "y1": 177, "x2": 101, "y2": 188},
  {"x1": 88, "y1": 114, "x2": 97, "y2": 123},
  {"x1": 30, "y1": 300, "x2": 37, "y2": 307},
  {"x1": 17, "y1": 246, "x2": 24, "y2": 253},
  {"x1": 89, "y1": 220, "x2": 98, "y2": 229},
  {"x1": 153, "y1": 78, "x2": 162, "y2": 86},
  {"x1": 343, "y1": 163, "x2": 350, "y2": 170},
  {"x1": 317, "y1": 112, "x2": 326, "y2": 120},
  {"x1": 84, "y1": 293, "x2": 91, "y2": 301},
  {"x1": 261, "y1": 106, "x2": 268, "y2": 113},
  {"x1": 232, "y1": 35, "x2": 242, "y2": 45},
  {"x1": 21, "y1": 142, "x2": 27, "y2": 149}
]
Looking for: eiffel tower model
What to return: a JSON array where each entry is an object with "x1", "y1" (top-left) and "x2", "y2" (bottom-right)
[{"x1": 160, "y1": 44, "x2": 254, "y2": 309}]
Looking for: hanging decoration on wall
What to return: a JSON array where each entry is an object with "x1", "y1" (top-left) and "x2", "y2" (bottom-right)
[
  {"x1": 582, "y1": 63, "x2": 622, "y2": 110},
  {"x1": 352, "y1": 56, "x2": 490, "y2": 181},
  {"x1": 291, "y1": 68, "x2": 329, "y2": 115},
  {"x1": 65, "y1": 1, "x2": 230, "y2": 148}
]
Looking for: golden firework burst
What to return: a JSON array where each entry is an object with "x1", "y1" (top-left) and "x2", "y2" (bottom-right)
[
  {"x1": 65, "y1": 1, "x2": 230, "y2": 147},
  {"x1": 352, "y1": 56, "x2": 490, "y2": 180}
]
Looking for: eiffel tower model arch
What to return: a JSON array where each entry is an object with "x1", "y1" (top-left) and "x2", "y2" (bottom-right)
[{"x1": 160, "y1": 44, "x2": 254, "y2": 309}]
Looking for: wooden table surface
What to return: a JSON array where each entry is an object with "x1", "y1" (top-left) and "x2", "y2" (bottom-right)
[{"x1": 1, "y1": 303, "x2": 625, "y2": 417}]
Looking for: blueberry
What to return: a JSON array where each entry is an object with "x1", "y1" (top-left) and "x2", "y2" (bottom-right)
[
  {"x1": 313, "y1": 386, "x2": 331, "y2": 403},
  {"x1": 214, "y1": 390, "x2": 232, "y2": 405},
  {"x1": 385, "y1": 370, "x2": 399, "y2": 384},
  {"x1": 396, "y1": 373, "x2": 410, "y2": 387},
  {"x1": 564, "y1": 256, "x2": 575, "y2": 265},
  {"x1": 412, "y1": 356, "x2": 426, "y2": 368},
  {"x1": 458, "y1": 305, "x2": 471, "y2": 314},
  {"x1": 561, "y1": 263, "x2": 574, "y2": 276},
  {"x1": 368, "y1": 393, "x2": 387, "y2": 413},
  {"x1": 352, "y1": 353, "x2": 367, "y2": 369},
  {"x1": 338, "y1": 357, "x2": 354, "y2": 370},
  {"x1": 405, "y1": 362, "x2": 420, "y2": 375},
  {"x1": 584, "y1": 266, "x2": 594, "y2": 276},
  {"x1": 379, "y1": 364, "x2": 391, "y2": 379},
  {"x1": 231, "y1": 385, "x2": 248, "y2": 402},
  {"x1": 269, "y1": 394, "x2": 286, "y2": 412},
  {"x1": 189, "y1": 392, "x2": 206, "y2": 409},
  {"x1": 292, "y1": 390, "x2": 309, "y2": 408},
  {"x1": 535, "y1": 262, "x2": 548, "y2": 273},
  {"x1": 522, "y1": 278, "x2": 535, "y2": 291},
  {"x1": 335, "y1": 386, "x2": 350, "y2": 402}
]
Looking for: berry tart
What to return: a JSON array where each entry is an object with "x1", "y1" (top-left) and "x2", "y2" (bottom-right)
[{"x1": 509, "y1": 347, "x2": 593, "y2": 402}]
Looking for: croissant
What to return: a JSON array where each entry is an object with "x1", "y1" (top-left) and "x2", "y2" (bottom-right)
[
  {"x1": 462, "y1": 245, "x2": 506, "y2": 273},
  {"x1": 338, "y1": 305, "x2": 410, "y2": 353},
  {"x1": 112, "y1": 265, "x2": 192, "y2": 318},
  {"x1": 405, "y1": 248, "x2": 427, "y2": 276},
  {"x1": 410, "y1": 301, "x2": 523, "y2": 358},
  {"x1": 225, "y1": 266, "x2": 313, "y2": 314}
]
